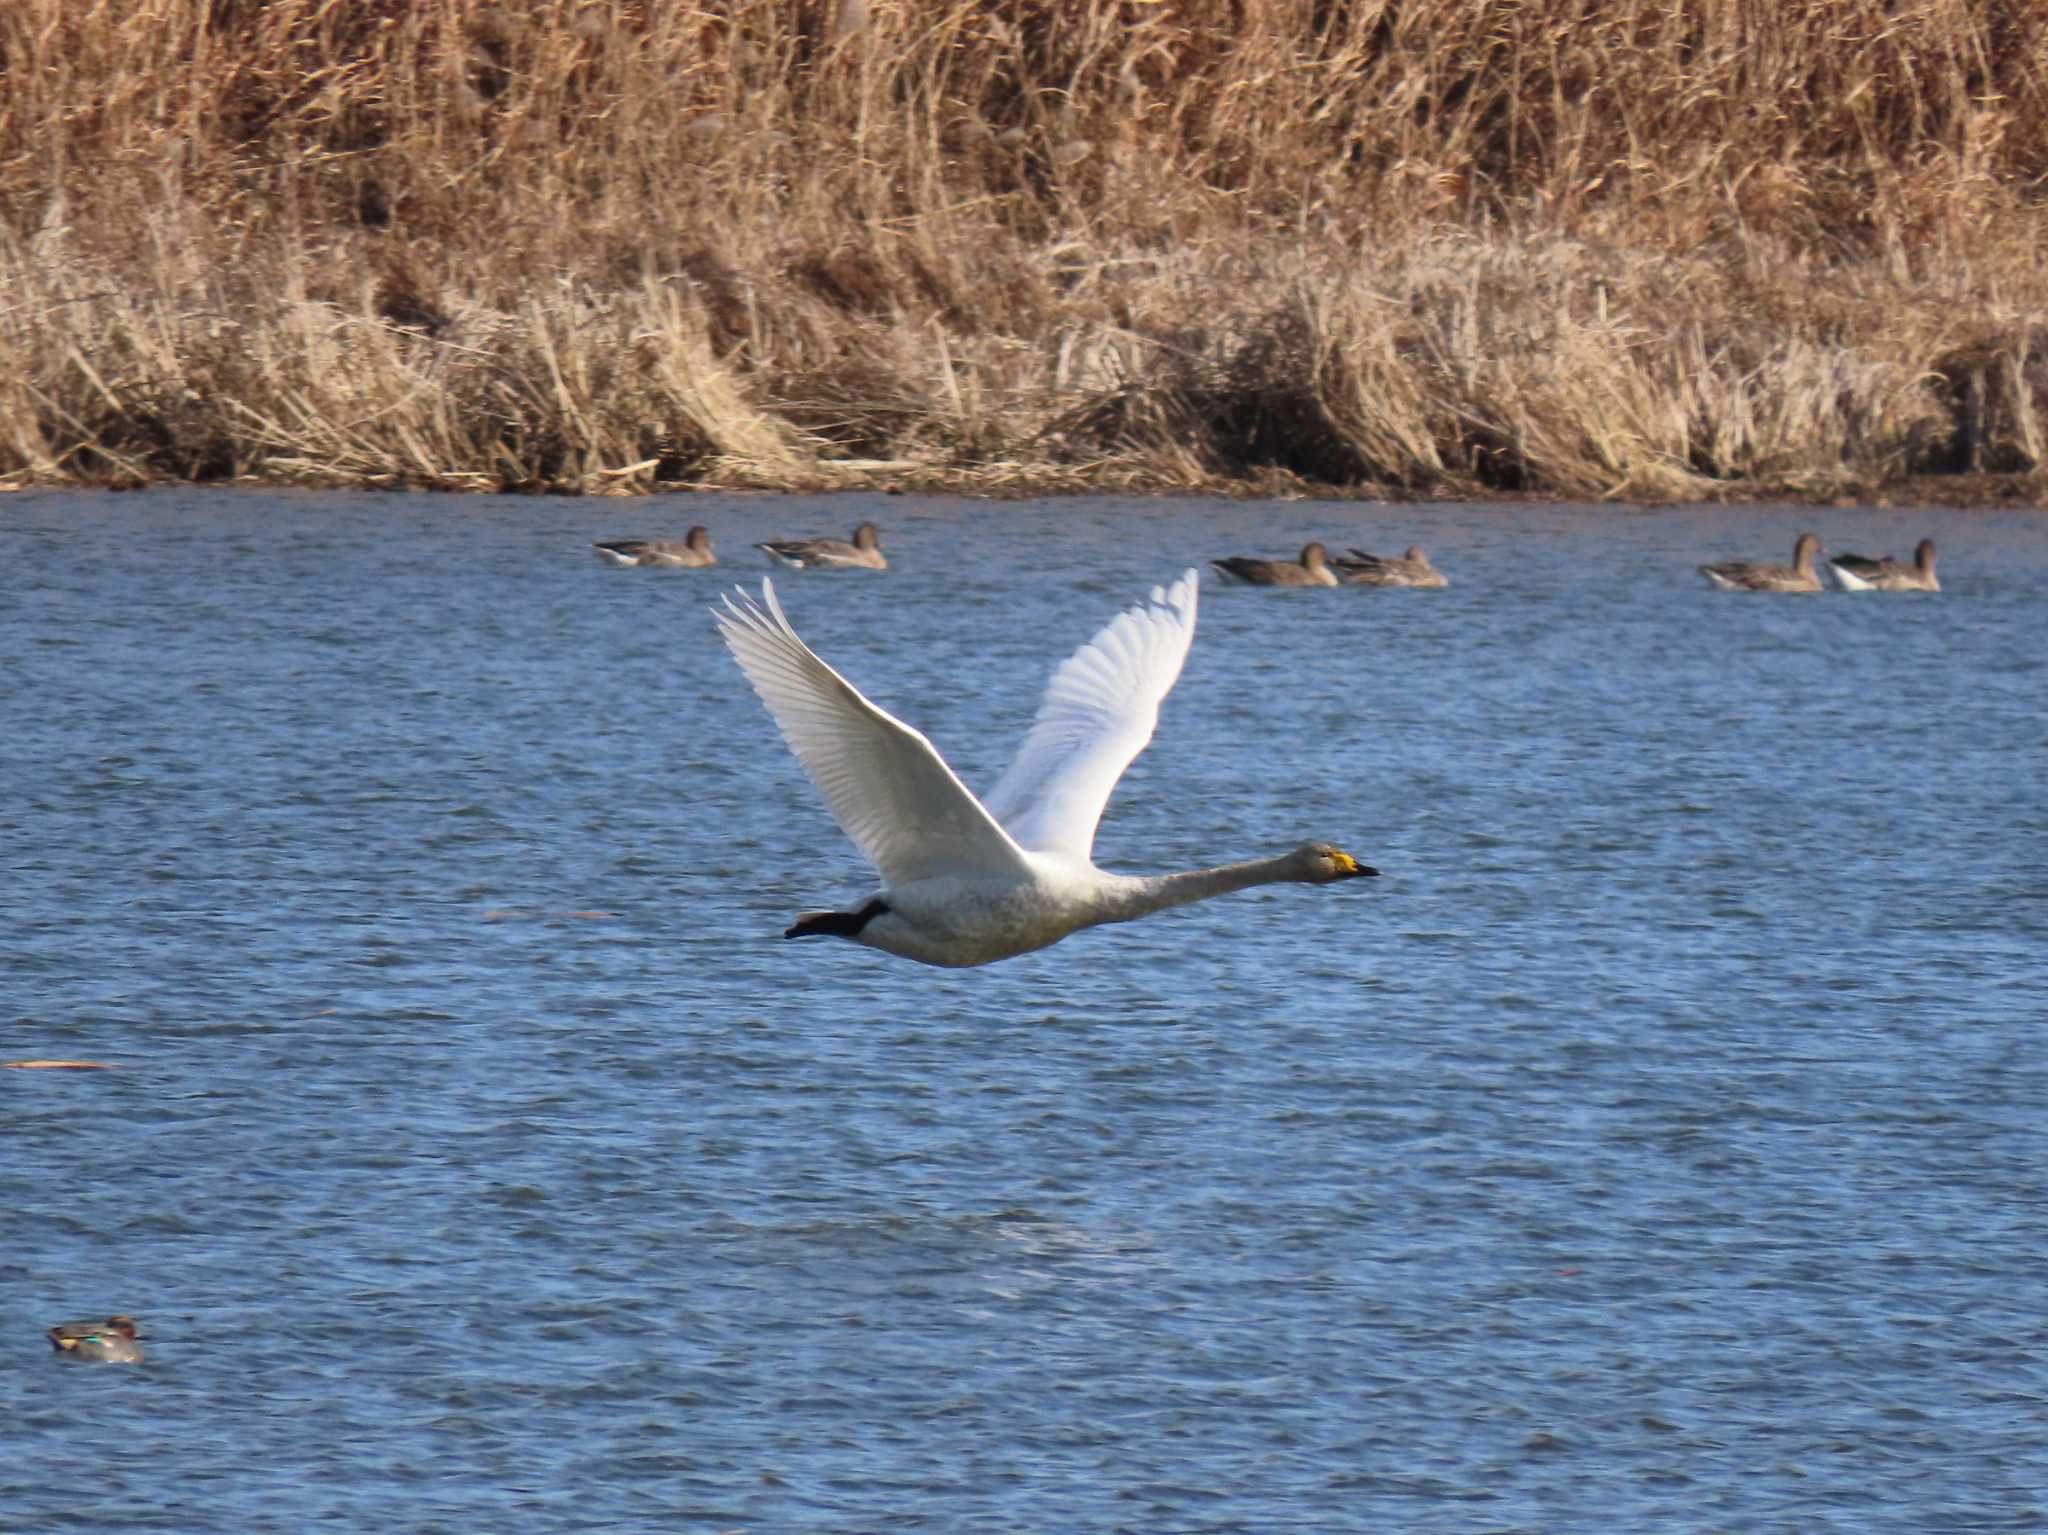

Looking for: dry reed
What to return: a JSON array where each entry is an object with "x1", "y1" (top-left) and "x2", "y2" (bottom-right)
[{"x1": 4, "y1": 0, "x2": 2047, "y2": 499}]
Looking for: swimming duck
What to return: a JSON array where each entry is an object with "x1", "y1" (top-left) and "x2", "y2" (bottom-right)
[
  {"x1": 1209, "y1": 542, "x2": 1340, "y2": 587},
  {"x1": 49, "y1": 1315, "x2": 144, "y2": 1363},
  {"x1": 1334, "y1": 545, "x2": 1450, "y2": 588},
  {"x1": 1698, "y1": 532, "x2": 1824, "y2": 592},
  {"x1": 591, "y1": 527, "x2": 717, "y2": 567},
  {"x1": 755, "y1": 522, "x2": 887, "y2": 570},
  {"x1": 714, "y1": 570, "x2": 1376, "y2": 967},
  {"x1": 1830, "y1": 537, "x2": 1939, "y2": 592}
]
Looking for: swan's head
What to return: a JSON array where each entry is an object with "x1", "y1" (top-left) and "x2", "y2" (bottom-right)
[{"x1": 1290, "y1": 841, "x2": 1379, "y2": 882}]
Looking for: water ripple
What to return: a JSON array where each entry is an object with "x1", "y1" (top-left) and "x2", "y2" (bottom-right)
[{"x1": 4, "y1": 491, "x2": 2045, "y2": 1532}]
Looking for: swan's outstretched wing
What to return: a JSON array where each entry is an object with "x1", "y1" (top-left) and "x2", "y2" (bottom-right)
[
  {"x1": 716, "y1": 581, "x2": 1031, "y2": 887},
  {"x1": 982, "y1": 569, "x2": 1200, "y2": 863}
]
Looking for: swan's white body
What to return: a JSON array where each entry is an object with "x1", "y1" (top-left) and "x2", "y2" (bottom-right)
[{"x1": 714, "y1": 570, "x2": 1374, "y2": 967}]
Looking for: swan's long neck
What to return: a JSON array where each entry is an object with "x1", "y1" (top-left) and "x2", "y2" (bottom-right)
[{"x1": 1094, "y1": 855, "x2": 1301, "y2": 924}]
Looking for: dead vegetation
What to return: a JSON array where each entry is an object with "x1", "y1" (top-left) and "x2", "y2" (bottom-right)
[{"x1": 3, "y1": 0, "x2": 2048, "y2": 499}]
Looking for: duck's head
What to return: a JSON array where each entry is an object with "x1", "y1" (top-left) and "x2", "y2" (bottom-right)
[{"x1": 1300, "y1": 542, "x2": 1330, "y2": 567}]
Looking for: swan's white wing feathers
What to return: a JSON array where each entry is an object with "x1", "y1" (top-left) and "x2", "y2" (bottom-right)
[
  {"x1": 982, "y1": 568, "x2": 1200, "y2": 862},
  {"x1": 716, "y1": 581, "x2": 1031, "y2": 887}
]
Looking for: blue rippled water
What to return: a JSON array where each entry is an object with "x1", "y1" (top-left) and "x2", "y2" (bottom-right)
[{"x1": 4, "y1": 490, "x2": 2045, "y2": 1531}]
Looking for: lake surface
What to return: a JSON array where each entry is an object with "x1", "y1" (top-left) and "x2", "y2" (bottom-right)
[{"x1": 4, "y1": 489, "x2": 2045, "y2": 1532}]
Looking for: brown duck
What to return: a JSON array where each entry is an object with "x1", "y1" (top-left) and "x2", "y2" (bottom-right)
[
  {"x1": 1698, "y1": 532, "x2": 1824, "y2": 592},
  {"x1": 756, "y1": 522, "x2": 888, "y2": 570},
  {"x1": 1334, "y1": 545, "x2": 1450, "y2": 589},
  {"x1": 1209, "y1": 541, "x2": 1340, "y2": 588},
  {"x1": 591, "y1": 526, "x2": 718, "y2": 567},
  {"x1": 1830, "y1": 537, "x2": 1938, "y2": 592}
]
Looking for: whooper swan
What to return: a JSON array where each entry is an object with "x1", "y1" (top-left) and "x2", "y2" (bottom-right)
[{"x1": 714, "y1": 570, "x2": 1377, "y2": 967}]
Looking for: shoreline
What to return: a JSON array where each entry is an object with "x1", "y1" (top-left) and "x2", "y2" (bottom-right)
[{"x1": 6, "y1": 466, "x2": 2041, "y2": 511}]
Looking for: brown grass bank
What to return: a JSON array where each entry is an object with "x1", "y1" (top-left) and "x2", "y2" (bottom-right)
[{"x1": 4, "y1": 0, "x2": 2048, "y2": 502}]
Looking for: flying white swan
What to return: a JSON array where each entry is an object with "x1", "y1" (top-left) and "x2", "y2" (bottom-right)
[{"x1": 714, "y1": 570, "x2": 1377, "y2": 967}]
